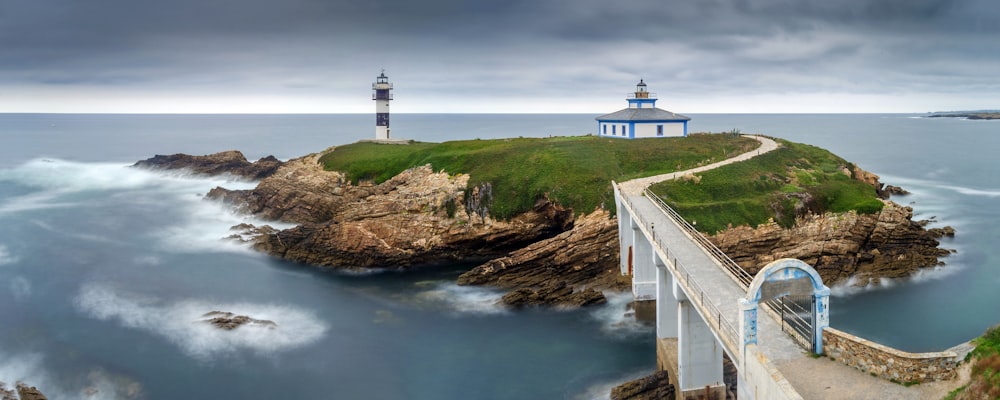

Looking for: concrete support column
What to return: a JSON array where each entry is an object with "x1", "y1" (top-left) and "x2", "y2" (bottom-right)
[
  {"x1": 655, "y1": 259, "x2": 679, "y2": 337},
  {"x1": 678, "y1": 299, "x2": 725, "y2": 398},
  {"x1": 616, "y1": 201, "x2": 634, "y2": 277},
  {"x1": 631, "y1": 229, "x2": 656, "y2": 300}
]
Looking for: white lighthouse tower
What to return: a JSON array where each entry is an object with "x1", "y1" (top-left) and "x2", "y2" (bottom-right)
[{"x1": 372, "y1": 71, "x2": 393, "y2": 140}]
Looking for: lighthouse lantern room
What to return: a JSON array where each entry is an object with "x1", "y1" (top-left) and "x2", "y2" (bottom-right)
[{"x1": 372, "y1": 71, "x2": 393, "y2": 140}]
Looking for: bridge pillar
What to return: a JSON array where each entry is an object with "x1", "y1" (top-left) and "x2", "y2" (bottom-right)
[
  {"x1": 631, "y1": 229, "x2": 656, "y2": 300},
  {"x1": 655, "y1": 255, "x2": 679, "y2": 335},
  {"x1": 678, "y1": 299, "x2": 726, "y2": 400},
  {"x1": 617, "y1": 204, "x2": 634, "y2": 277}
]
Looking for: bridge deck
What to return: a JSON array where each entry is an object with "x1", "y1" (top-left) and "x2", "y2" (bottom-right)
[
  {"x1": 623, "y1": 192, "x2": 804, "y2": 364},
  {"x1": 616, "y1": 134, "x2": 962, "y2": 398}
]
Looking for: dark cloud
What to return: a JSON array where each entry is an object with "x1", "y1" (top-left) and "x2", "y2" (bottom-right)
[{"x1": 1, "y1": 0, "x2": 998, "y2": 112}]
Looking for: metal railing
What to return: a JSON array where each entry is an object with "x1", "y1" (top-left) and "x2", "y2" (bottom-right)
[
  {"x1": 638, "y1": 187, "x2": 817, "y2": 352},
  {"x1": 617, "y1": 187, "x2": 742, "y2": 359},
  {"x1": 643, "y1": 188, "x2": 753, "y2": 289}
]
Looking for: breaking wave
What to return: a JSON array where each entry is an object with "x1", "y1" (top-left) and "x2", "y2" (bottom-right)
[
  {"x1": 74, "y1": 284, "x2": 328, "y2": 361},
  {"x1": 829, "y1": 264, "x2": 962, "y2": 298},
  {"x1": 413, "y1": 283, "x2": 510, "y2": 316},
  {"x1": 0, "y1": 349, "x2": 138, "y2": 400},
  {"x1": 589, "y1": 292, "x2": 653, "y2": 339}
]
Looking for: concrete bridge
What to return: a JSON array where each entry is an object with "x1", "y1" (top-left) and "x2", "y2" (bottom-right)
[{"x1": 613, "y1": 136, "x2": 968, "y2": 400}]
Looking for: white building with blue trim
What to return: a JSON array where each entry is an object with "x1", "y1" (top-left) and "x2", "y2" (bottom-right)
[{"x1": 596, "y1": 80, "x2": 690, "y2": 139}]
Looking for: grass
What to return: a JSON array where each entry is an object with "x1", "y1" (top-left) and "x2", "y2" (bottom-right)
[
  {"x1": 947, "y1": 324, "x2": 1000, "y2": 400},
  {"x1": 319, "y1": 134, "x2": 759, "y2": 219},
  {"x1": 648, "y1": 139, "x2": 884, "y2": 234}
]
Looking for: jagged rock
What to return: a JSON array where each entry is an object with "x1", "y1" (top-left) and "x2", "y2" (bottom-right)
[
  {"x1": 710, "y1": 200, "x2": 954, "y2": 287},
  {"x1": 610, "y1": 370, "x2": 675, "y2": 400},
  {"x1": 133, "y1": 151, "x2": 282, "y2": 180},
  {"x1": 458, "y1": 209, "x2": 629, "y2": 307},
  {"x1": 200, "y1": 311, "x2": 277, "y2": 330},
  {"x1": 882, "y1": 184, "x2": 909, "y2": 196},
  {"x1": 14, "y1": 382, "x2": 47, "y2": 400},
  {"x1": 0, "y1": 382, "x2": 16, "y2": 400},
  {"x1": 239, "y1": 160, "x2": 573, "y2": 269},
  {"x1": 929, "y1": 225, "x2": 957, "y2": 238},
  {"x1": 226, "y1": 223, "x2": 278, "y2": 243}
]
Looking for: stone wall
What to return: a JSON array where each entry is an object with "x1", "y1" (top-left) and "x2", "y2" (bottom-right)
[{"x1": 822, "y1": 327, "x2": 962, "y2": 383}]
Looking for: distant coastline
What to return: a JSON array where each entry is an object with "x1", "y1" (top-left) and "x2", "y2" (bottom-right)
[{"x1": 927, "y1": 111, "x2": 1000, "y2": 120}]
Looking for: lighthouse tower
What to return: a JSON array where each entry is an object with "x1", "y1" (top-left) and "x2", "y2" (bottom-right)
[{"x1": 372, "y1": 71, "x2": 393, "y2": 140}]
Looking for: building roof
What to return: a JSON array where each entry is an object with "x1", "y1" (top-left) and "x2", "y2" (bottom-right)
[{"x1": 595, "y1": 107, "x2": 691, "y2": 122}]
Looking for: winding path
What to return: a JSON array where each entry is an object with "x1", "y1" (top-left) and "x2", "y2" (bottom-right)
[
  {"x1": 617, "y1": 134, "x2": 963, "y2": 399},
  {"x1": 617, "y1": 135, "x2": 779, "y2": 195}
]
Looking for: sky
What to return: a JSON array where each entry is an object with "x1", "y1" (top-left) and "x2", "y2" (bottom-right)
[{"x1": 2, "y1": 0, "x2": 998, "y2": 113}]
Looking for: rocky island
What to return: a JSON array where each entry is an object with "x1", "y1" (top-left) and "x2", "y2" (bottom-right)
[
  {"x1": 927, "y1": 111, "x2": 1000, "y2": 120},
  {"x1": 133, "y1": 134, "x2": 954, "y2": 308}
]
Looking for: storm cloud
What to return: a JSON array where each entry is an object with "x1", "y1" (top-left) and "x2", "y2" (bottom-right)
[{"x1": 2, "y1": 0, "x2": 998, "y2": 112}]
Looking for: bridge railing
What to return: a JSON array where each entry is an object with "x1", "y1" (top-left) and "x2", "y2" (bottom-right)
[
  {"x1": 642, "y1": 187, "x2": 816, "y2": 351},
  {"x1": 643, "y1": 187, "x2": 753, "y2": 289},
  {"x1": 672, "y1": 255, "x2": 741, "y2": 352}
]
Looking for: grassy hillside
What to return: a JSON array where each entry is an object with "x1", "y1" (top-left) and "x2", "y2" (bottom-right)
[
  {"x1": 945, "y1": 325, "x2": 1000, "y2": 399},
  {"x1": 648, "y1": 139, "x2": 884, "y2": 234},
  {"x1": 319, "y1": 134, "x2": 759, "y2": 219}
]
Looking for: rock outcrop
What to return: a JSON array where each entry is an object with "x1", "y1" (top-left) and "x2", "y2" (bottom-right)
[
  {"x1": 0, "y1": 382, "x2": 47, "y2": 400},
  {"x1": 710, "y1": 200, "x2": 954, "y2": 287},
  {"x1": 610, "y1": 370, "x2": 675, "y2": 400},
  {"x1": 200, "y1": 311, "x2": 277, "y2": 330},
  {"x1": 457, "y1": 209, "x2": 629, "y2": 307},
  {"x1": 208, "y1": 152, "x2": 573, "y2": 270},
  {"x1": 133, "y1": 150, "x2": 283, "y2": 180}
]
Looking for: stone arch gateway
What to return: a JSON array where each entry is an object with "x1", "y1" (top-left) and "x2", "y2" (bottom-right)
[{"x1": 739, "y1": 258, "x2": 831, "y2": 355}]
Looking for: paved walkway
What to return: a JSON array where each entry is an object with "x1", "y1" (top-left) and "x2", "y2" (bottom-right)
[{"x1": 618, "y1": 135, "x2": 964, "y2": 399}]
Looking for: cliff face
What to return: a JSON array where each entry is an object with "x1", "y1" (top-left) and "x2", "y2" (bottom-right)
[
  {"x1": 710, "y1": 199, "x2": 953, "y2": 287},
  {"x1": 209, "y1": 153, "x2": 573, "y2": 270},
  {"x1": 137, "y1": 149, "x2": 954, "y2": 304},
  {"x1": 457, "y1": 209, "x2": 630, "y2": 307}
]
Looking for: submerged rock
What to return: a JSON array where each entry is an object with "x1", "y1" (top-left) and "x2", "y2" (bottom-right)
[
  {"x1": 200, "y1": 311, "x2": 277, "y2": 330},
  {"x1": 133, "y1": 150, "x2": 283, "y2": 180},
  {"x1": 610, "y1": 370, "x2": 675, "y2": 400}
]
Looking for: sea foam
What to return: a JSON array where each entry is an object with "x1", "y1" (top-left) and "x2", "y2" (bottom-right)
[
  {"x1": 0, "y1": 348, "x2": 140, "y2": 400},
  {"x1": 414, "y1": 283, "x2": 510, "y2": 316},
  {"x1": 74, "y1": 284, "x2": 328, "y2": 361},
  {"x1": 589, "y1": 292, "x2": 653, "y2": 339}
]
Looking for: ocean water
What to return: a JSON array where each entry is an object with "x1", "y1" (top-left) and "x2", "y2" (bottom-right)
[{"x1": 0, "y1": 113, "x2": 996, "y2": 398}]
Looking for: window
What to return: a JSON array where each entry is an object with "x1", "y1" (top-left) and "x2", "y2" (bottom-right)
[
  {"x1": 612, "y1": 125, "x2": 616, "y2": 134},
  {"x1": 657, "y1": 125, "x2": 663, "y2": 136},
  {"x1": 603, "y1": 124, "x2": 607, "y2": 135},
  {"x1": 622, "y1": 125, "x2": 626, "y2": 136}
]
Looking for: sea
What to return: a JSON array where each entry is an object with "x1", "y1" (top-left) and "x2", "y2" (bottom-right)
[{"x1": 0, "y1": 113, "x2": 997, "y2": 399}]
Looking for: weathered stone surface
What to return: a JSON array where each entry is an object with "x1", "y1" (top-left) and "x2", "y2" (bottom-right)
[
  {"x1": 0, "y1": 382, "x2": 15, "y2": 400},
  {"x1": 610, "y1": 370, "x2": 675, "y2": 400},
  {"x1": 200, "y1": 311, "x2": 277, "y2": 330},
  {"x1": 710, "y1": 200, "x2": 953, "y2": 287},
  {"x1": 14, "y1": 382, "x2": 47, "y2": 400},
  {"x1": 823, "y1": 328, "x2": 961, "y2": 383},
  {"x1": 206, "y1": 152, "x2": 575, "y2": 270},
  {"x1": 133, "y1": 150, "x2": 283, "y2": 180},
  {"x1": 457, "y1": 209, "x2": 629, "y2": 307}
]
